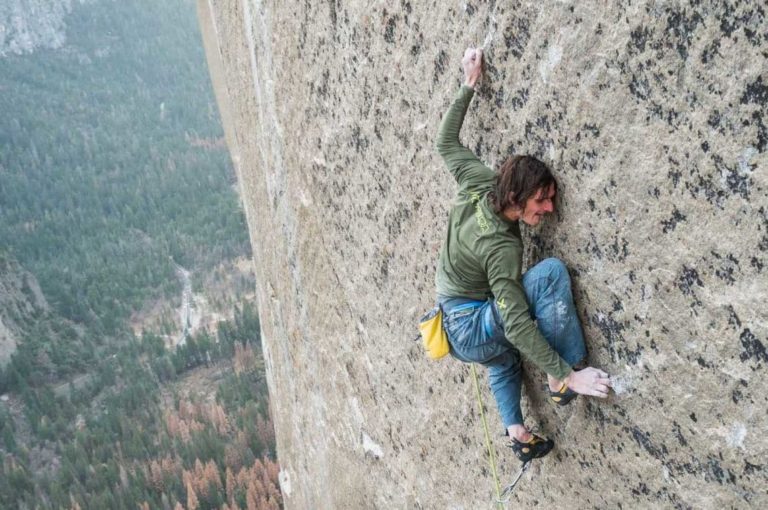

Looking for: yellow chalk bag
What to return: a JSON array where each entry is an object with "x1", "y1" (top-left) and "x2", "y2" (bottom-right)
[{"x1": 418, "y1": 306, "x2": 450, "y2": 359}]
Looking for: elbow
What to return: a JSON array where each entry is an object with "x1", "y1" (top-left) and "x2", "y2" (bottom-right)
[
  {"x1": 435, "y1": 140, "x2": 448, "y2": 158},
  {"x1": 435, "y1": 122, "x2": 454, "y2": 157},
  {"x1": 435, "y1": 136, "x2": 454, "y2": 158}
]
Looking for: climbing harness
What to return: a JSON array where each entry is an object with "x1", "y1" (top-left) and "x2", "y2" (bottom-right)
[{"x1": 470, "y1": 363, "x2": 532, "y2": 507}]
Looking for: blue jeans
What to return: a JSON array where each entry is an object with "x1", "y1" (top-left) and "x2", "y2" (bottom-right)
[{"x1": 439, "y1": 258, "x2": 586, "y2": 429}]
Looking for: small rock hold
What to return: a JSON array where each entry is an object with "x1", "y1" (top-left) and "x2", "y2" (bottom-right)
[{"x1": 362, "y1": 431, "x2": 384, "y2": 459}]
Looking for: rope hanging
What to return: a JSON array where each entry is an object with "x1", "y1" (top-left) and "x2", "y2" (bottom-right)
[
  {"x1": 470, "y1": 363, "x2": 503, "y2": 507},
  {"x1": 470, "y1": 363, "x2": 531, "y2": 507}
]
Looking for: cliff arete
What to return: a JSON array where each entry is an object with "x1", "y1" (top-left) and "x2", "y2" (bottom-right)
[{"x1": 196, "y1": 1, "x2": 767, "y2": 507}]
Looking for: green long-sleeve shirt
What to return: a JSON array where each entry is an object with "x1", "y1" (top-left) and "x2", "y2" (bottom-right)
[{"x1": 435, "y1": 85, "x2": 571, "y2": 380}]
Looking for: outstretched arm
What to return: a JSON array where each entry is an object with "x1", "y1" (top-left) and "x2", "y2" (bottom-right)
[{"x1": 435, "y1": 48, "x2": 490, "y2": 185}]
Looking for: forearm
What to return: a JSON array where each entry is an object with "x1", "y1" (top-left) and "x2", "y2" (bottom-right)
[
  {"x1": 506, "y1": 317, "x2": 572, "y2": 380},
  {"x1": 435, "y1": 85, "x2": 475, "y2": 158},
  {"x1": 437, "y1": 46, "x2": 483, "y2": 163}
]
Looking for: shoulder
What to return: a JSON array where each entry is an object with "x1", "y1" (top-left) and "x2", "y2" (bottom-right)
[{"x1": 458, "y1": 164, "x2": 496, "y2": 193}]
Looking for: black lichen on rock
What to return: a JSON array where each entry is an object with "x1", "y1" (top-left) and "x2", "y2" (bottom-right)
[{"x1": 740, "y1": 329, "x2": 767, "y2": 365}]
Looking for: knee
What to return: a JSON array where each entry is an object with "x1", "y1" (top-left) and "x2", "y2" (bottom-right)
[
  {"x1": 487, "y1": 355, "x2": 521, "y2": 384},
  {"x1": 540, "y1": 258, "x2": 574, "y2": 292},
  {"x1": 541, "y1": 257, "x2": 568, "y2": 278}
]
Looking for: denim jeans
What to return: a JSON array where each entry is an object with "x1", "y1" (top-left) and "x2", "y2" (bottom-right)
[{"x1": 439, "y1": 258, "x2": 586, "y2": 429}]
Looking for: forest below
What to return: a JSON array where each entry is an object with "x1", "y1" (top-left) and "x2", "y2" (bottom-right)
[
  {"x1": 1, "y1": 304, "x2": 281, "y2": 509},
  {"x1": 0, "y1": 0, "x2": 279, "y2": 508}
]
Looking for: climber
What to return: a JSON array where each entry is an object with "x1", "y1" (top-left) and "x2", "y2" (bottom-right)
[{"x1": 435, "y1": 47, "x2": 611, "y2": 463}]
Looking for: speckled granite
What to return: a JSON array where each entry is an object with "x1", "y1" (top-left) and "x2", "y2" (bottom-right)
[{"x1": 197, "y1": 1, "x2": 767, "y2": 507}]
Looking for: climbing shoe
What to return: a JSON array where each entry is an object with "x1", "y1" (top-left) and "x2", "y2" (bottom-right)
[
  {"x1": 508, "y1": 433, "x2": 554, "y2": 463},
  {"x1": 549, "y1": 381, "x2": 578, "y2": 406}
]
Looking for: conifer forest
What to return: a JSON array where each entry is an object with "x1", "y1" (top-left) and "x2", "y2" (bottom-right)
[{"x1": 0, "y1": 1, "x2": 281, "y2": 508}]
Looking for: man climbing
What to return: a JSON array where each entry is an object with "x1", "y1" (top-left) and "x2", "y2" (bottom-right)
[{"x1": 435, "y1": 47, "x2": 611, "y2": 462}]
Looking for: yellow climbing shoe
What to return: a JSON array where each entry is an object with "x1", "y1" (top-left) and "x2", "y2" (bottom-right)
[{"x1": 509, "y1": 433, "x2": 554, "y2": 463}]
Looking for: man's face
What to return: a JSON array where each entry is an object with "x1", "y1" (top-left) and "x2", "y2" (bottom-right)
[{"x1": 520, "y1": 184, "x2": 556, "y2": 226}]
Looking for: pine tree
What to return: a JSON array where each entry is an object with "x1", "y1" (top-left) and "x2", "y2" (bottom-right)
[
  {"x1": 186, "y1": 481, "x2": 199, "y2": 510},
  {"x1": 225, "y1": 467, "x2": 236, "y2": 506}
]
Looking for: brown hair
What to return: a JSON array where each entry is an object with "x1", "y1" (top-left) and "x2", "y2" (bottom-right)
[{"x1": 489, "y1": 155, "x2": 557, "y2": 214}]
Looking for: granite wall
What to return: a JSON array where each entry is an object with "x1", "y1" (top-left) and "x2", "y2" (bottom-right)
[{"x1": 197, "y1": 1, "x2": 767, "y2": 507}]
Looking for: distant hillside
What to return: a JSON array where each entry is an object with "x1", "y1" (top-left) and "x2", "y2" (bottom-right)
[
  {"x1": 0, "y1": 252, "x2": 48, "y2": 366},
  {"x1": 0, "y1": 0, "x2": 250, "y2": 335},
  {"x1": 0, "y1": 0, "x2": 81, "y2": 56},
  {"x1": 0, "y1": 250, "x2": 94, "y2": 392},
  {"x1": 0, "y1": 1, "x2": 280, "y2": 507}
]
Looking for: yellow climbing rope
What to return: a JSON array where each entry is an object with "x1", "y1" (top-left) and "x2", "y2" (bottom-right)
[{"x1": 470, "y1": 363, "x2": 504, "y2": 507}]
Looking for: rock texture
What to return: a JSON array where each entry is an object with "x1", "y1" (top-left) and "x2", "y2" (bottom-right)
[{"x1": 197, "y1": 1, "x2": 767, "y2": 507}]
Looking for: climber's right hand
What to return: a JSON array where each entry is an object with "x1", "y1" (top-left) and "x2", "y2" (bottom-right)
[
  {"x1": 564, "y1": 367, "x2": 611, "y2": 398},
  {"x1": 462, "y1": 47, "x2": 483, "y2": 88}
]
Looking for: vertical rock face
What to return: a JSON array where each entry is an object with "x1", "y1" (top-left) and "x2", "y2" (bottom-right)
[{"x1": 197, "y1": 1, "x2": 767, "y2": 507}]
